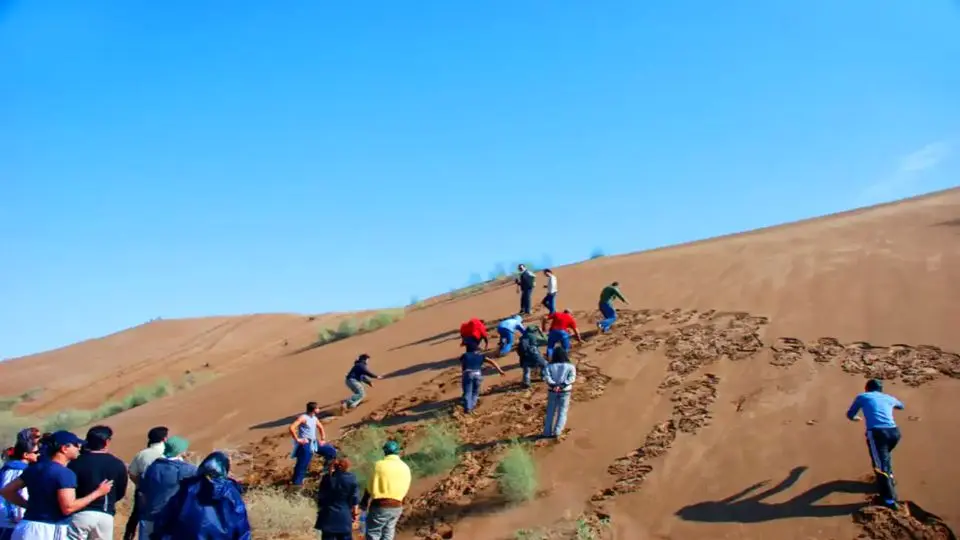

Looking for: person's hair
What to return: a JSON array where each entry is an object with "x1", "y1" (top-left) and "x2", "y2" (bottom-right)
[
  {"x1": 865, "y1": 379, "x2": 883, "y2": 392},
  {"x1": 12, "y1": 440, "x2": 36, "y2": 460},
  {"x1": 358, "y1": 354, "x2": 370, "y2": 362},
  {"x1": 84, "y1": 425, "x2": 113, "y2": 451},
  {"x1": 147, "y1": 426, "x2": 169, "y2": 445},
  {"x1": 551, "y1": 346, "x2": 571, "y2": 364},
  {"x1": 306, "y1": 401, "x2": 318, "y2": 413},
  {"x1": 611, "y1": 281, "x2": 619, "y2": 286},
  {"x1": 544, "y1": 268, "x2": 552, "y2": 274},
  {"x1": 38, "y1": 433, "x2": 55, "y2": 457},
  {"x1": 563, "y1": 309, "x2": 571, "y2": 314}
]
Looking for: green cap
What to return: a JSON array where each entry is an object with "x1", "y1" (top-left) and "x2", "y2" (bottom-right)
[
  {"x1": 163, "y1": 436, "x2": 189, "y2": 458},
  {"x1": 382, "y1": 440, "x2": 401, "y2": 455}
]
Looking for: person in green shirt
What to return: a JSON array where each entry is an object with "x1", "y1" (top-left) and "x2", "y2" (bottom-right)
[{"x1": 597, "y1": 282, "x2": 629, "y2": 332}]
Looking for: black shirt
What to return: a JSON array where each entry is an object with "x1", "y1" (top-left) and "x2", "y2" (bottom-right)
[{"x1": 67, "y1": 451, "x2": 129, "y2": 515}]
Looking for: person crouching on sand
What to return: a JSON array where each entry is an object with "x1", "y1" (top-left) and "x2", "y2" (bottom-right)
[
  {"x1": 496, "y1": 314, "x2": 525, "y2": 357},
  {"x1": 543, "y1": 346, "x2": 576, "y2": 439},
  {"x1": 541, "y1": 309, "x2": 583, "y2": 361},
  {"x1": 341, "y1": 354, "x2": 381, "y2": 412},
  {"x1": 459, "y1": 318, "x2": 489, "y2": 353},
  {"x1": 517, "y1": 325, "x2": 548, "y2": 388},
  {"x1": 459, "y1": 349, "x2": 505, "y2": 414},
  {"x1": 597, "y1": 281, "x2": 629, "y2": 333}
]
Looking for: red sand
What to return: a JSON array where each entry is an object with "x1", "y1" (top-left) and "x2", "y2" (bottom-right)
[{"x1": 3, "y1": 187, "x2": 959, "y2": 539}]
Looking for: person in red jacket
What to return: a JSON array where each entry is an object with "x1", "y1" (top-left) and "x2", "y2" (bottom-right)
[
  {"x1": 541, "y1": 309, "x2": 583, "y2": 360},
  {"x1": 459, "y1": 318, "x2": 489, "y2": 352}
]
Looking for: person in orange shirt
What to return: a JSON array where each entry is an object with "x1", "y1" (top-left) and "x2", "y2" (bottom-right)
[
  {"x1": 541, "y1": 309, "x2": 583, "y2": 360},
  {"x1": 459, "y1": 318, "x2": 489, "y2": 353}
]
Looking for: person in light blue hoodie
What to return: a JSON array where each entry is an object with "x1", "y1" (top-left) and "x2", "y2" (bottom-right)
[
  {"x1": 496, "y1": 314, "x2": 526, "y2": 357},
  {"x1": 542, "y1": 346, "x2": 577, "y2": 439},
  {"x1": 846, "y1": 378, "x2": 905, "y2": 510}
]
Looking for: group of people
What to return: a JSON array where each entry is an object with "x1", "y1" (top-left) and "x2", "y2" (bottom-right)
[
  {"x1": 285, "y1": 401, "x2": 413, "y2": 539},
  {"x1": 0, "y1": 425, "x2": 250, "y2": 540}
]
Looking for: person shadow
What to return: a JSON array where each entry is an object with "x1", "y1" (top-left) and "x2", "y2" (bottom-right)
[{"x1": 675, "y1": 466, "x2": 874, "y2": 523}]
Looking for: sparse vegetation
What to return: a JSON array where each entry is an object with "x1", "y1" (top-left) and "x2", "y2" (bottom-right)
[
  {"x1": 515, "y1": 528, "x2": 546, "y2": 540},
  {"x1": 0, "y1": 388, "x2": 43, "y2": 412},
  {"x1": 315, "y1": 309, "x2": 405, "y2": 346},
  {"x1": 244, "y1": 487, "x2": 315, "y2": 535},
  {"x1": 405, "y1": 418, "x2": 461, "y2": 478},
  {"x1": 340, "y1": 425, "x2": 389, "y2": 488},
  {"x1": 495, "y1": 441, "x2": 539, "y2": 502},
  {"x1": 590, "y1": 248, "x2": 605, "y2": 259}
]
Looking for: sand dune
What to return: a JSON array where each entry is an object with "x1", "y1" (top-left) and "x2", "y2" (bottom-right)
[{"x1": 3, "y1": 187, "x2": 959, "y2": 539}]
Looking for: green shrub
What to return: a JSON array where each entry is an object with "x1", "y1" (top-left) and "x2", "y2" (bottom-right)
[
  {"x1": 43, "y1": 409, "x2": 95, "y2": 432},
  {"x1": 405, "y1": 419, "x2": 461, "y2": 478},
  {"x1": 340, "y1": 425, "x2": 389, "y2": 488},
  {"x1": 363, "y1": 310, "x2": 403, "y2": 332},
  {"x1": 515, "y1": 529, "x2": 546, "y2": 540},
  {"x1": 0, "y1": 397, "x2": 20, "y2": 412},
  {"x1": 495, "y1": 441, "x2": 538, "y2": 502}
]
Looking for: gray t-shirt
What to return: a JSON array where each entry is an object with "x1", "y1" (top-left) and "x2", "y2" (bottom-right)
[{"x1": 297, "y1": 414, "x2": 318, "y2": 442}]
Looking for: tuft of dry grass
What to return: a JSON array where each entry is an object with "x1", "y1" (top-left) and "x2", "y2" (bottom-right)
[{"x1": 244, "y1": 487, "x2": 315, "y2": 536}]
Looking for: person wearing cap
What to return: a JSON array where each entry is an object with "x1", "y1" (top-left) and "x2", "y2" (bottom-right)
[
  {"x1": 540, "y1": 268, "x2": 558, "y2": 315},
  {"x1": 541, "y1": 309, "x2": 583, "y2": 360},
  {"x1": 458, "y1": 318, "x2": 489, "y2": 353},
  {"x1": 597, "y1": 281, "x2": 629, "y2": 333},
  {"x1": 846, "y1": 378, "x2": 905, "y2": 509},
  {"x1": 359, "y1": 441, "x2": 411, "y2": 540},
  {"x1": 137, "y1": 436, "x2": 197, "y2": 540},
  {"x1": 0, "y1": 431, "x2": 113, "y2": 540},
  {"x1": 67, "y1": 425, "x2": 129, "y2": 539},
  {"x1": 123, "y1": 426, "x2": 168, "y2": 540},
  {"x1": 0, "y1": 440, "x2": 40, "y2": 539},
  {"x1": 341, "y1": 354, "x2": 382, "y2": 412},
  {"x1": 496, "y1": 314, "x2": 526, "y2": 357}
]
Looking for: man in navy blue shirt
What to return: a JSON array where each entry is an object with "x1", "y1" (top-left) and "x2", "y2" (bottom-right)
[
  {"x1": 341, "y1": 354, "x2": 382, "y2": 412},
  {"x1": 846, "y1": 379, "x2": 904, "y2": 509},
  {"x1": 459, "y1": 351, "x2": 505, "y2": 414}
]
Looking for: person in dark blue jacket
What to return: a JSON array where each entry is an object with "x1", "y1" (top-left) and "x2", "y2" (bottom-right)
[
  {"x1": 138, "y1": 437, "x2": 196, "y2": 539},
  {"x1": 314, "y1": 457, "x2": 360, "y2": 540},
  {"x1": 149, "y1": 452, "x2": 250, "y2": 540},
  {"x1": 340, "y1": 354, "x2": 382, "y2": 412}
]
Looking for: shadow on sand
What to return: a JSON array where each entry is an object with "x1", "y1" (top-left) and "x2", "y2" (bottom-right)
[
  {"x1": 248, "y1": 404, "x2": 339, "y2": 430},
  {"x1": 934, "y1": 218, "x2": 960, "y2": 227},
  {"x1": 675, "y1": 466, "x2": 873, "y2": 523}
]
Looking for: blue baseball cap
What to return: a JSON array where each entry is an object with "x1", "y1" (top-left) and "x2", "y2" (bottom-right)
[{"x1": 50, "y1": 431, "x2": 85, "y2": 449}]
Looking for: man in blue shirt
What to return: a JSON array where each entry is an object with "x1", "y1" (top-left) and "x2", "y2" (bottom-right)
[
  {"x1": 459, "y1": 351, "x2": 505, "y2": 414},
  {"x1": 846, "y1": 379, "x2": 904, "y2": 509},
  {"x1": 496, "y1": 314, "x2": 526, "y2": 357}
]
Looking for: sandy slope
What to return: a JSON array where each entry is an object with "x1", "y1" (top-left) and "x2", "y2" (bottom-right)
[{"x1": 4, "y1": 187, "x2": 960, "y2": 539}]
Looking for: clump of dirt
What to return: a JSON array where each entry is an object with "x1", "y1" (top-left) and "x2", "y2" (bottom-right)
[
  {"x1": 853, "y1": 501, "x2": 957, "y2": 540},
  {"x1": 769, "y1": 337, "x2": 960, "y2": 387},
  {"x1": 592, "y1": 373, "x2": 720, "y2": 502}
]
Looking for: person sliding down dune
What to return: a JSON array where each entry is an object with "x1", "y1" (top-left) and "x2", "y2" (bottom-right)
[{"x1": 341, "y1": 354, "x2": 381, "y2": 412}]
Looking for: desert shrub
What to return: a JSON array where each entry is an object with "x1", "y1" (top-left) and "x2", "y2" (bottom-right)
[
  {"x1": 590, "y1": 248, "x2": 605, "y2": 259},
  {"x1": 0, "y1": 397, "x2": 19, "y2": 412},
  {"x1": 515, "y1": 529, "x2": 546, "y2": 540},
  {"x1": 340, "y1": 425, "x2": 389, "y2": 488},
  {"x1": 43, "y1": 409, "x2": 95, "y2": 432},
  {"x1": 245, "y1": 487, "x2": 314, "y2": 535},
  {"x1": 0, "y1": 411, "x2": 37, "y2": 447},
  {"x1": 363, "y1": 310, "x2": 404, "y2": 332},
  {"x1": 495, "y1": 441, "x2": 538, "y2": 502},
  {"x1": 121, "y1": 380, "x2": 171, "y2": 410},
  {"x1": 405, "y1": 419, "x2": 461, "y2": 478}
]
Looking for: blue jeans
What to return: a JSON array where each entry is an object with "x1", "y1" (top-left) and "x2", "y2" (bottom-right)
[
  {"x1": 344, "y1": 377, "x2": 365, "y2": 408},
  {"x1": 291, "y1": 441, "x2": 314, "y2": 485},
  {"x1": 520, "y1": 288, "x2": 532, "y2": 314},
  {"x1": 599, "y1": 301, "x2": 617, "y2": 331},
  {"x1": 543, "y1": 390, "x2": 572, "y2": 437},
  {"x1": 546, "y1": 330, "x2": 570, "y2": 359},
  {"x1": 497, "y1": 327, "x2": 516, "y2": 355},
  {"x1": 867, "y1": 427, "x2": 901, "y2": 504},
  {"x1": 541, "y1": 293, "x2": 557, "y2": 314},
  {"x1": 521, "y1": 354, "x2": 548, "y2": 385},
  {"x1": 461, "y1": 370, "x2": 482, "y2": 412}
]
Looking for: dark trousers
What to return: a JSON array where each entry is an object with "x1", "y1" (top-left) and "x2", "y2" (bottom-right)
[
  {"x1": 520, "y1": 288, "x2": 532, "y2": 314},
  {"x1": 541, "y1": 293, "x2": 557, "y2": 314},
  {"x1": 866, "y1": 427, "x2": 901, "y2": 502},
  {"x1": 292, "y1": 442, "x2": 314, "y2": 485},
  {"x1": 123, "y1": 488, "x2": 142, "y2": 540}
]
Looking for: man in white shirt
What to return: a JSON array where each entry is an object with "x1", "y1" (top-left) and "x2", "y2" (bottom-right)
[
  {"x1": 541, "y1": 269, "x2": 558, "y2": 315},
  {"x1": 122, "y1": 427, "x2": 167, "y2": 540}
]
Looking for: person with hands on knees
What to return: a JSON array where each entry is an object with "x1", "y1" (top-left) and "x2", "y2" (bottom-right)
[{"x1": 0, "y1": 431, "x2": 113, "y2": 540}]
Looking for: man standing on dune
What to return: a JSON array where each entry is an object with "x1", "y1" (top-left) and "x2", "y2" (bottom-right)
[
  {"x1": 515, "y1": 264, "x2": 536, "y2": 315},
  {"x1": 541, "y1": 309, "x2": 583, "y2": 360},
  {"x1": 846, "y1": 379, "x2": 904, "y2": 510},
  {"x1": 540, "y1": 268, "x2": 558, "y2": 315},
  {"x1": 597, "y1": 281, "x2": 629, "y2": 333}
]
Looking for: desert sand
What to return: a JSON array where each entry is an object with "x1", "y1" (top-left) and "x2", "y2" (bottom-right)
[{"x1": 2, "y1": 187, "x2": 959, "y2": 539}]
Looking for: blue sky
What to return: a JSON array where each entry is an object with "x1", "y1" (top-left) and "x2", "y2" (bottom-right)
[{"x1": 2, "y1": 1, "x2": 958, "y2": 359}]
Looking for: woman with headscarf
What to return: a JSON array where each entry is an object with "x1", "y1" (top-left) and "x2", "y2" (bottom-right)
[
  {"x1": 313, "y1": 457, "x2": 360, "y2": 540},
  {"x1": 149, "y1": 451, "x2": 251, "y2": 540}
]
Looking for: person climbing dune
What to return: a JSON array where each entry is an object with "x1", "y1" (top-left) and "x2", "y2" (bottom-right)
[
  {"x1": 515, "y1": 265, "x2": 536, "y2": 315},
  {"x1": 540, "y1": 268, "x2": 557, "y2": 315},
  {"x1": 496, "y1": 314, "x2": 526, "y2": 357},
  {"x1": 458, "y1": 348, "x2": 505, "y2": 414},
  {"x1": 846, "y1": 378, "x2": 904, "y2": 510},
  {"x1": 541, "y1": 309, "x2": 583, "y2": 360},
  {"x1": 341, "y1": 354, "x2": 381, "y2": 413},
  {"x1": 459, "y1": 318, "x2": 489, "y2": 353},
  {"x1": 597, "y1": 281, "x2": 629, "y2": 332},
  {"x1": 517, "y1": 325, "x2": 548, "y2": 387}
]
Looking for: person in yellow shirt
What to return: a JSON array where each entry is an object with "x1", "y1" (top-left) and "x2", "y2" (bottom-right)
[{"x1": 359, "y1": 441, "x2": 410, "y2": 540}]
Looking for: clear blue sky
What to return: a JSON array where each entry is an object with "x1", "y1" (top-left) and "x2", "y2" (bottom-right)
[{"x1": 2, "y1": 1, "x2": 958, "y2": 359}]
